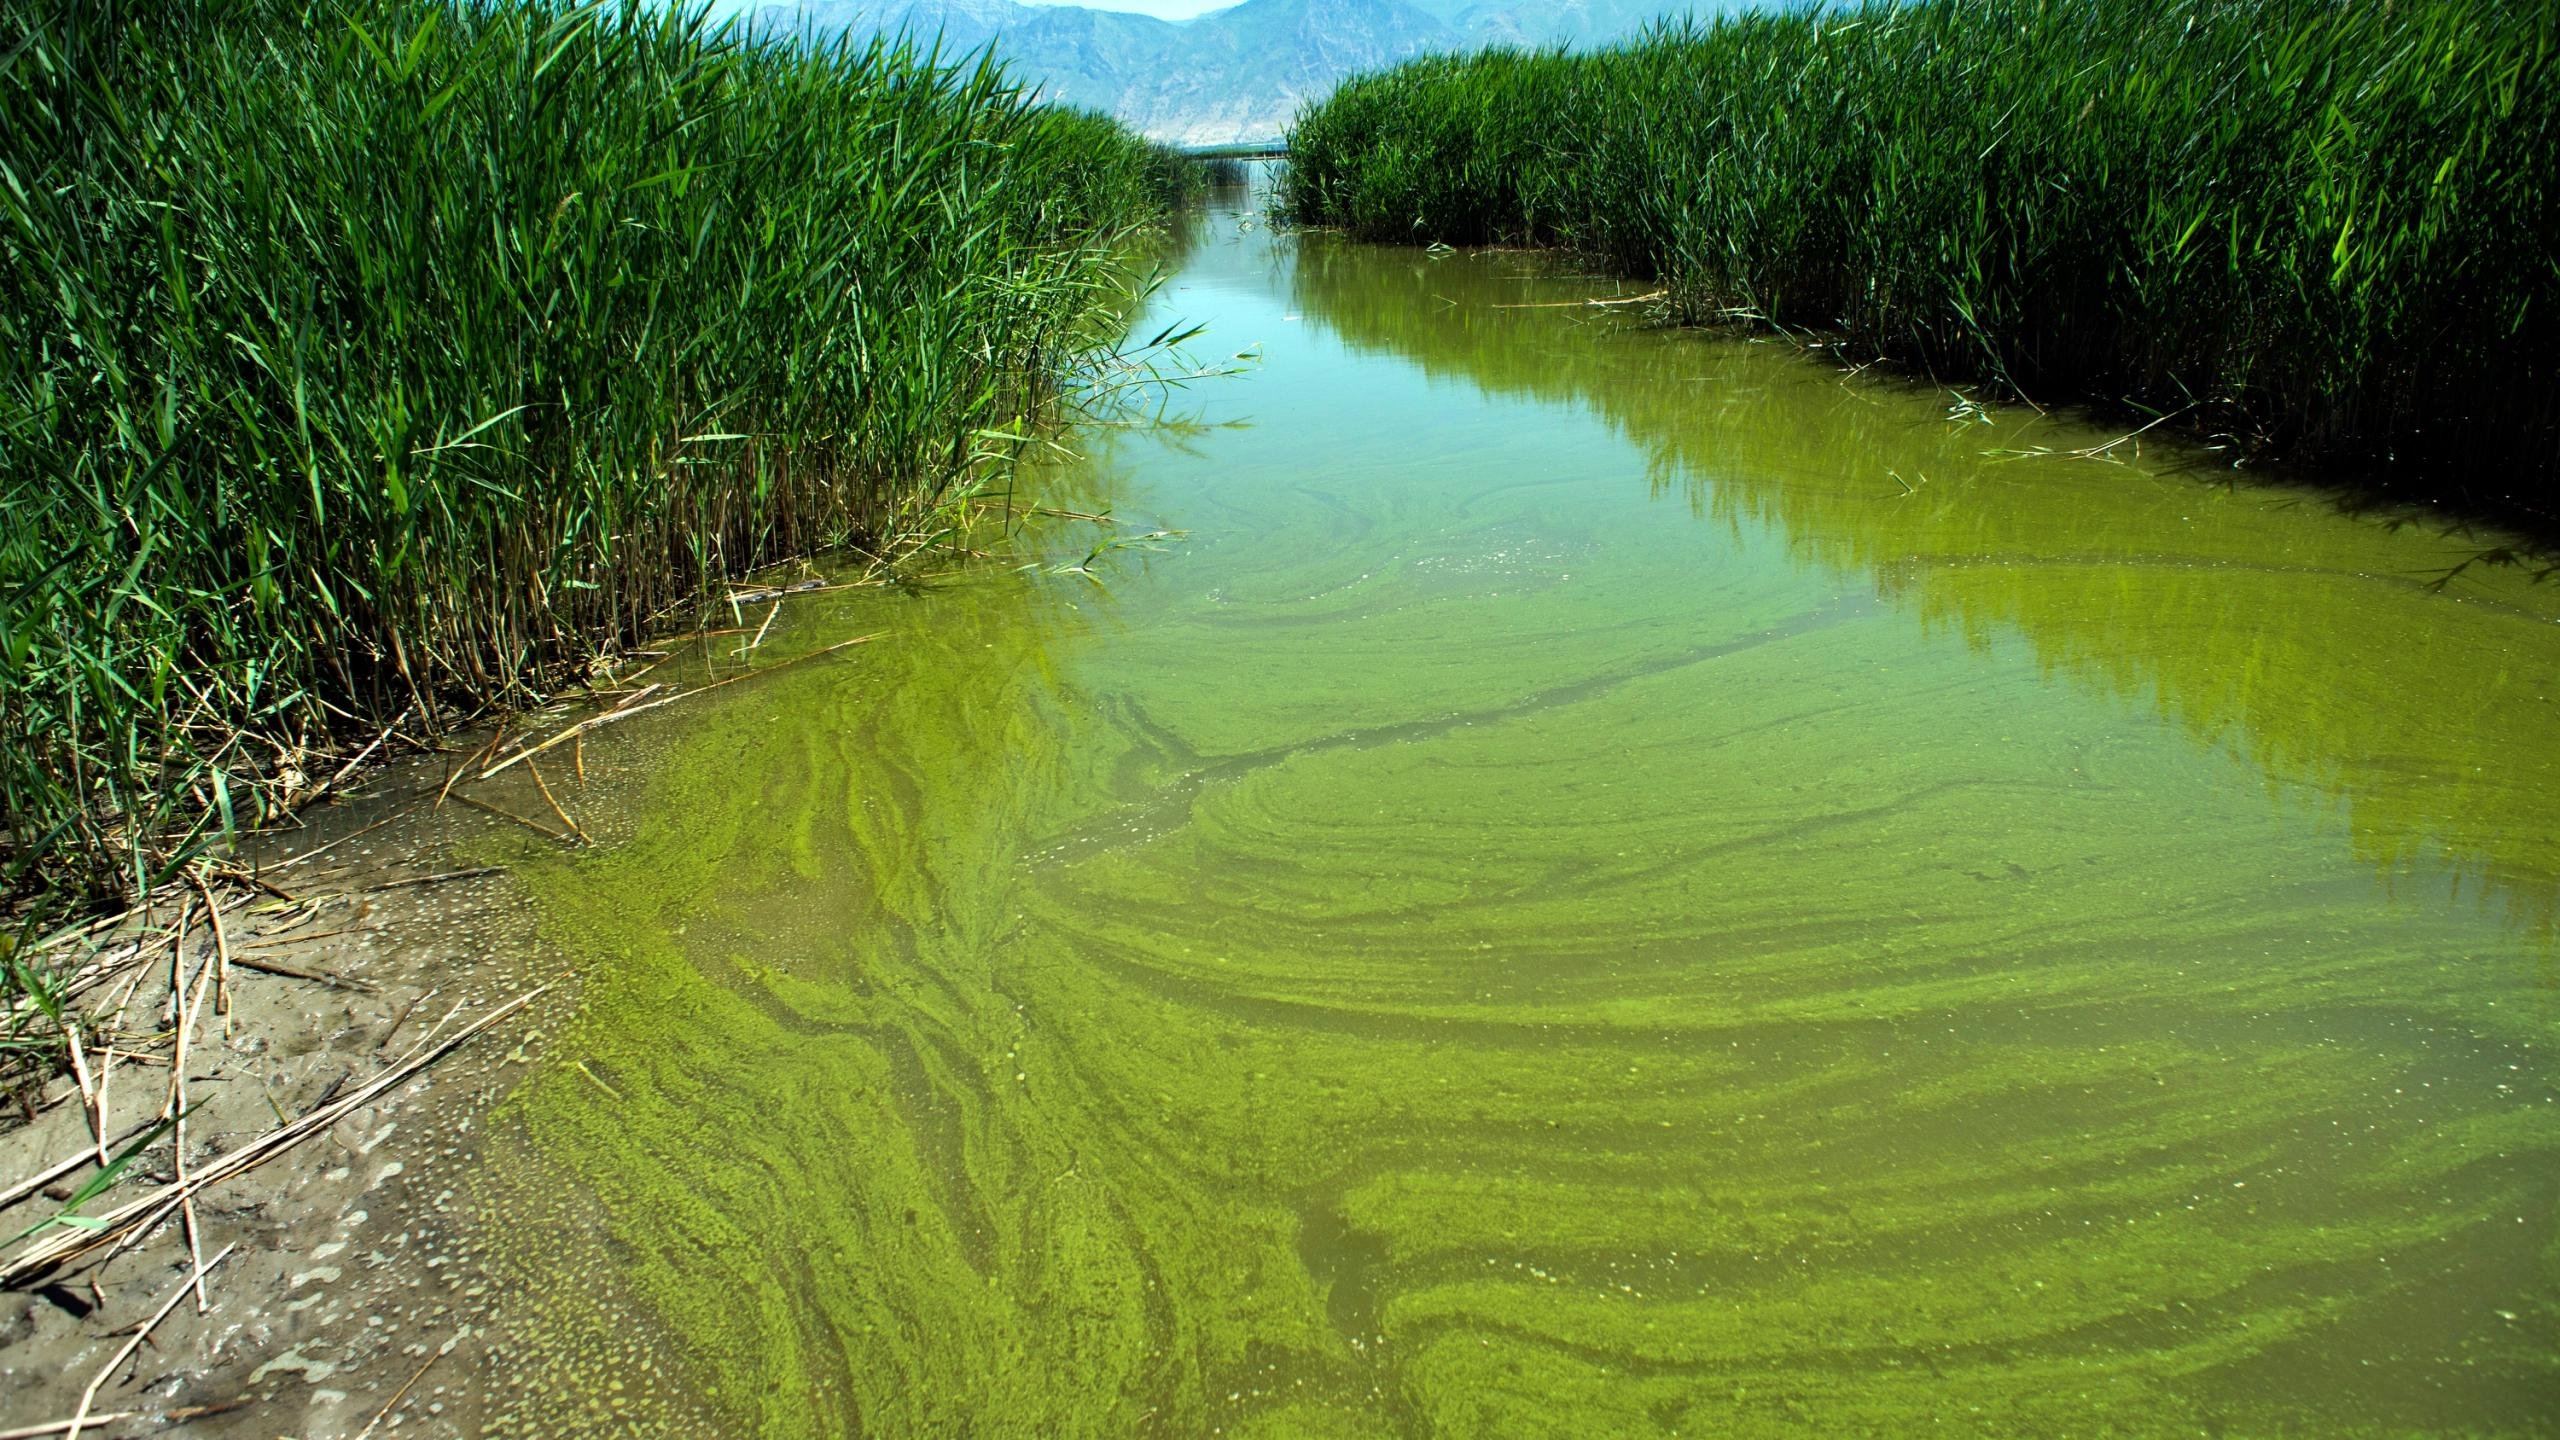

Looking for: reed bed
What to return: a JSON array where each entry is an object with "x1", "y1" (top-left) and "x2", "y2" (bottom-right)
[
  {"x1": 1285, "y1": 0, "x2": 2557, "y2": 507},
  {"x1": 0, "y1": 0, "x2": 1191, "y2": 919}
]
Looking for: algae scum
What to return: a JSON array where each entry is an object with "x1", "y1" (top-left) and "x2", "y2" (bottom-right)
[{"x1": 467, "y1": 194, "x2": 2560, "y2": 1437}]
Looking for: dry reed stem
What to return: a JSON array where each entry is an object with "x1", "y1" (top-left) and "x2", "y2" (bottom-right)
[
  {"x1": 274, "y1": 807, "x2": 405, "y2": 870},
  {"x1": 452, "y1": 794, "x2": 575, "y2": 846},
  {"x1": 310, "y1": 705, "x2": 412, "y2": 806},
  {"x1": 739, "y1": 599, "x2": 781, "y2": 659},
  {"x1": 475, "y1": 683, "x2": 663, "y2": 783},
  {"x1": 61, "y1": 1029, "x2": 106, "y2": 1170},
  {"x1": 0, "y1": 1412, "x2": 137, "y2": 1439},
  {"x1": 167, "y1": 956, "x2": 215, "y2": 1312},
  {"x1": 1488, "y1": 290, "x2": 1667, "y2": 309},
  {"x1": 355, "y1": 1338, "x2": 449, "y2": 1439},
  {"x1": 222, "y1": 956, "x2": 375, "y2": 992},
  {"x1": 0, "y1": 1116, "x2": 162, "y2": 1214},
  {"x1": 60, "y1": 1242, "x2": 237, "y2": 1440},
  {"x1": 438, "y1": 727, "x2": 507, "y2": 809},
  {"x1": 523, "y1": 758, "x2": 588, "y2": 845},
  {"x1": 187, "y1": 871, "x2": 231, "y2": 1031},
  {"x1": 357, "y1": 866, "x2": 505, "y2": 893}
]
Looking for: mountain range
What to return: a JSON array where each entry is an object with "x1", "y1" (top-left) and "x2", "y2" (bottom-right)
[{"x1": 740, "y1": 0, "x2": 1743, "y2": 145}]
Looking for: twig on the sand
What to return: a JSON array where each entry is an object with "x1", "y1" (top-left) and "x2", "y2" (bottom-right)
[
  {"x1": 454, "y1": 794, "x2": 575, "y2": 846},
  {"x1": 188, "y1": 871, "x2": 232, "y2": 1031},
  {"x1": 376, "y1": 989, "x2": 435, "y2": 1052},
  {"x1": 0, "y1": 1118, "x2": 160, "y2": 1213},
  {"x1": 4, "y1": 994, "x2": 542, "y2": 1286},
  {"x1": 61, "y1": 1242, "x2": 236, "y2": 1440},
  {"x1": 474, "y1": 683, "x2": 662, "y2": 784},
  {"x1": 0, "y1": 1411, "x2": 137, "y2": 1439},
  {"x1": 296, "y1": 706, "x2": 411, "y2": 815},
  {"x1": 357, "y1": 866, "x2": 505, "y2": 894},
  {"x1": 166, "y1": 954, "x2": 216, "y2": 1313},
  {"x1": 223, "y1": 957, "x2": 376, "y2": 993},
  {"x1": 274, "y1": 807, "x2": 404, "y2": 871},
  {"x1": 355, "y1": 1338, "x2": 450, "y2": 1439},
  {"x1": 437, "y1": 727, "x2": 506, "y2": 809},
  {"x1": 524, "y1": 758, "x2": 588, "y2": 845},
  {"x1": 62, "y1": 1029, "x2": 106, "y2": 1170},
  {"x1": 738, "y1": 600, "x2": 781, "y2": 660}
]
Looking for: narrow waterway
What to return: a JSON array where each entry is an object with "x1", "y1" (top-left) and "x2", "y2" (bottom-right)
[{"x1": 465, "y1": 185, "x2": 2560, "y2": 1437}]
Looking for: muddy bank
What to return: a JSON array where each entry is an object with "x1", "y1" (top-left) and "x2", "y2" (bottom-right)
[{"x1": 0, "y1": 752, "x2": 577, "y2": 1439}]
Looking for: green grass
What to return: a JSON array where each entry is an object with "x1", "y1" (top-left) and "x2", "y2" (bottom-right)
[
  {"x1": 0, "y1": 0, "x2": 1191, "y2": 918},
  {"x1": 1284, "y1": 0, "x2": 2557, "y2": 507}
]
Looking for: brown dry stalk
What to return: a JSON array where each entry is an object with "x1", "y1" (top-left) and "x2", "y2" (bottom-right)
[
  {"x1": 167, "y1": 956, "x2": 216, "y2": 1313},
  {"x1": 59, "y1": 1241, "x2": 236, "y2": 1440},
  {"x1": 738, "y1": 600, "x2": 781, "y2": 659},
  {"x1": 222, "y1": 956, "x2": 375, "y2": 992},
  {"x1": 354, "y1": 1339, "x2": 449, "y2": 1439},
  {"x1": 453, "y1": 794, "x2": 575, "y2": 846},
  {"x1": 61, "y1": 1028, "x2": 106, "y2": 1170},
  {"x1": 187, "y1": 871, "x2": 232, "y2": 1030},
  {"x1": 437, "y1": 725, "x2": 507, "y2": 809},
  {"x1": 523, "y1": 758, "x2": 588, "y2": 844},
  {"x1": 475, "y1": 682, "x2": 663, "y2": 783},
  {"x1": 356, "y1": 866, "x2": 504, "y2": 894},
  {"x1": 0, "y1": 1410, "x2": 138, "y2": 1439}
]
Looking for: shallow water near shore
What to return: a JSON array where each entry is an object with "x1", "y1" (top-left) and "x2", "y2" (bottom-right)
[{"x1": 464, "y1": 185, "x2": 2560, "y2": 1437}]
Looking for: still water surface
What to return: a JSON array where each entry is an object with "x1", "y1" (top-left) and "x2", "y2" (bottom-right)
[{"x1": 472, "y1": 187, "x2": 2560, "y2": 1437}]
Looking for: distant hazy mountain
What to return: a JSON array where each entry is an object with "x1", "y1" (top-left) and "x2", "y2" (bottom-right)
[{"x1": 744, "y1": 0, "x2": 1740, "y2": 145}]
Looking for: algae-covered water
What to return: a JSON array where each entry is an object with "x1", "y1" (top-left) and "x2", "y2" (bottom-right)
[{"x1": 471, "y1": 188, "x2": 2560, "y2": 1437}]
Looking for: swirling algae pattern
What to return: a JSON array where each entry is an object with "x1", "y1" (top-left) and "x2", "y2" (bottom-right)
[{"x1": 468, "y1": 207, "x2": 2560, "y2": 1437}]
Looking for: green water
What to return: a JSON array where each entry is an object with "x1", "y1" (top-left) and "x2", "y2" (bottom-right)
[{"x1": 473, "y1": 191, "x2": 2560, "y2": 1437}]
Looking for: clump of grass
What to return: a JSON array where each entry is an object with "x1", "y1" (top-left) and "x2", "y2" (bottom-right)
[
  {"x1": 0, "y1": 0, "x2": 1188, "y2": 914},
  {"x1": 1285, "y1": 0, "x2": 2558, "y2": 509}
]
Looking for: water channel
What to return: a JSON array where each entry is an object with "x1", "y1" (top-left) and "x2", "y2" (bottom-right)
[{"x1": 462, "y1": 182, "x2": 2560, "y2": 1437}]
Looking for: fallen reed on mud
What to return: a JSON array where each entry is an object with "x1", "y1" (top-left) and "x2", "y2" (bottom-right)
[
  {"x1": 1285, "y1": 0, "x2": 2558, "y2": 506},
  {"x1": 0, "y1": 0, "x2": 1190, "y2": 919}
]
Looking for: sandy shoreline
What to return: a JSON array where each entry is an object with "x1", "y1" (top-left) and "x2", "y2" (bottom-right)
[{"x1": 0, "y1": 758, "x2": 576, "y2": 1439}]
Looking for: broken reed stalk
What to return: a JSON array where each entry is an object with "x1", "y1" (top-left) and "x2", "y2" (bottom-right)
[
  {"x1": 61, "y1": 1028, "x2": 105, "y2": 1170},
  {"x1": 0, "y1": 1118, "x2": 162, "y2": 1214},
  {"x1": 476, "y1": 630, "x2": 880, "y2": 794},
  {"x1": 453, "y1": 794, "x2": 575, "y2": 846},
  {"x1": 1, "y1": 990, "x2": 545, "y2": 1286},
  {"x1": 166, "y1": 953, "x2": 216, "y2": 1313},
  {"x1": 221, "y1": 956, "x2": 375, "y2": 992},
  {"x1": 59, "y1": 1242, "x2": 237, "y2": 1440},
  {"x1": 438, "y1": 726, "x2": 507, "y2": 809},
  {"x1": 355, "y1": 1341, "x2": 448, "y2": 1440},
  {"x1": 0, "y1": 1412, "x2": 137, "y2": 1440},
  {"x1": 357, "y1": 867, "x2": 504, "y2": 893},
  {"x1": 523, "y1": 758, "x2": 588, "y2": 845},
  {"x1": 187, "y1": 870, "x2": 232, "y2": 1030},
  {"x1": 739, "y1": 600, "x2": 781, "y2": 659},
  {"x1": 313, "y1": 706, "x2": 413, "y2": 803},
  {"x1": 475, "y1": 683, "x2": 663, "y2": 783}
]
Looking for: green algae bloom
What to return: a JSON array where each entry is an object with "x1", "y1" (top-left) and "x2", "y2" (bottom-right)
[{"x1": 469, "y1": 200, "x2": 2560, "y2": 1438}]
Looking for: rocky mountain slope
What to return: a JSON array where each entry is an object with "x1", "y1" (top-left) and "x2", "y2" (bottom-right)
[{"x1": 745, "y1": 0, "x2": 1734, "y2": 144}]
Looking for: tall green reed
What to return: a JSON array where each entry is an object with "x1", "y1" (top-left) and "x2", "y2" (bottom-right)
[
  {"x1": 1286, "y1": 0, "x2": 2557, "y2": 508},
  {"x1": 0, "y1": 0, "x2": 1187, "y2": 912}
]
